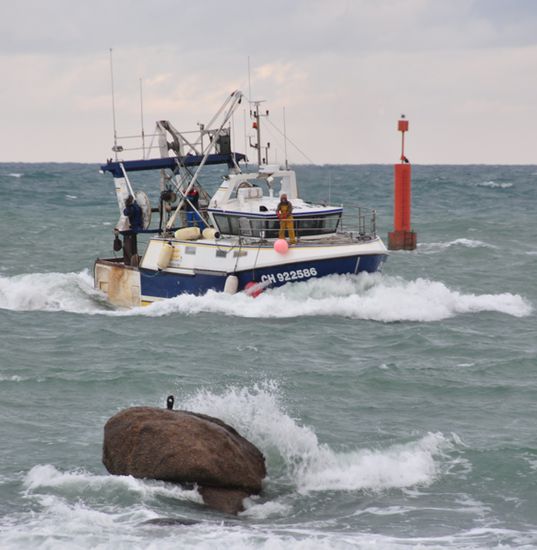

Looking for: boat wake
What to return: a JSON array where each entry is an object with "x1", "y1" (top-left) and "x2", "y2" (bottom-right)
[
  {"x1": 0, "y1": 271, "x2": 531, "y2": 321},
  {"x1": 0, "y1": 270, "x2": 106, "y2": 314}
]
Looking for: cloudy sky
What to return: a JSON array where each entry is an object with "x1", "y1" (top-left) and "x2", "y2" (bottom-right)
[{"x1": 1, "y1": 0, "x2": 536, "y2": 164}]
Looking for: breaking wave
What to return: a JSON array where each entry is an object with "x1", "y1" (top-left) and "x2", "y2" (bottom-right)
[
  {"x1": 179, "y1": 382, "x2": 461, "y2": 494},
  {"x1": 16, "y1": 382, "x2": 455, "y2": 532},
  {"x1": 0, "y1": 270, "x2": 102, "y2": 314},
  {"x1": 0, "y1": 271, "x2": 531, "y2": 321},
  {"x1": 24, "y1": 464, "x2": 202, "y2": 505}
]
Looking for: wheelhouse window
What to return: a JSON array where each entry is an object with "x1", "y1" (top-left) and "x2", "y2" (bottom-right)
[
  {"x1": 295, "y1": 213, "x2": 341, "y2": 236},
  {"x1": 212, "y1": 213, "x2": 341, "y2": 237}
]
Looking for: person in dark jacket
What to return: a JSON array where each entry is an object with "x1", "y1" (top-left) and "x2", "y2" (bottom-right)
[
  {"x1": 123, "y1": 195, "x2": 143, "y2": 231},
  {"x1": 122, "y1": 195, "x2": 143, "y2": 265}
]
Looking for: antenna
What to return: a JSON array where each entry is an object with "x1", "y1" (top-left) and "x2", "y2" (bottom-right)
[
  {"x1": 231, "y1": 110, "x2": 235, "y2": 153},
  {"x1": 139, "y1": 77, "x2": 146, "y2": 158},
  {"x1": 250, "y1": 101, "x2": 267, "y2": 166},
  {"x1": 243, "y1": 108, "x2": 248, "y2": 169},
  {"x1": 109, "y1": 48, "x2": 119, "y2": 160},
  {"x1": 247, "y1": 56, "x2": 252, "y2": 102},
  {"x1": 283, "y1": 106, "x2": 289, "y2": 169}
]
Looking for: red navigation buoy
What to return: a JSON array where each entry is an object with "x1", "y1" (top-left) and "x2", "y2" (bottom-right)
[
  {"x1": 388, "y1": 116, "x2": 417, "y2": 250},
  {"x1": 244, "y1": 281, "x2": 263, "y2": 298}
]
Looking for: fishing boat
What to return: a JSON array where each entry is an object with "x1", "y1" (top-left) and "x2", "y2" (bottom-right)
[{"x1": 94, "y1": 90, "x2": 388, "y2": 307}]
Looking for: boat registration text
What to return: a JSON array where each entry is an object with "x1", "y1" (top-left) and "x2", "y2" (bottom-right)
[{"x1": 261, "y1": 267, "x2": 318, "y2": 284}]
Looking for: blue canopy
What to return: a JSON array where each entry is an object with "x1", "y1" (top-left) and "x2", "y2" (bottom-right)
[{"x1": 101, "y1": 152, "x2": 246, "y2": 177}]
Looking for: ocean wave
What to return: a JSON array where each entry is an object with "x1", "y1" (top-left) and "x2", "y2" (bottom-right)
[
  {"x1": 0, "y1": 374, "x2": 27, "y2": 383},
  {"x1": 179, "y1": 382, "x2": 461, "y2": 494},
  {"x1": 419, "y1": 238, "x2": 497, "y2": 252},
  {"x1": 7, "y1": 172, "x2": 23, "y2": 178},
  {"x1": 475, "y1": 181, "x2": 513, "y2": 189},
  {"x1": 241, "y1": 498, "x2": 292, "y2": 519},
  {"x1": 0, "y1": 271, "x2": 531, "y2": 321},
  {"x1": 24, "y1": 464, "x2": 202, "y2": 504},
  {"x1": 3, "y1": 510, "x2": 536, "y2": 550},
  {"x1": 0, "y1": 270, "x2": 102, "y2": 314}
]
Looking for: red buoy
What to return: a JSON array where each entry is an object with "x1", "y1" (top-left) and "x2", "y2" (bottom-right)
[
  {"x1": 244, "y1": 281, "x2": 263, "y2": 298},
  {"x1": 388, "y1": 116, "x2": 417, "y2": 250}
]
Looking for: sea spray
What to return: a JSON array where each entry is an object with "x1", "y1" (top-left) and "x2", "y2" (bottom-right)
[{"x1": 178, "y1": 383, "x2": 459, "y2": 494}]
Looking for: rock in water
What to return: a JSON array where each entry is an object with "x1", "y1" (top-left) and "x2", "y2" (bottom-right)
[{"x1": 103, "y1": 407, "x2": 266, "y2": 513}]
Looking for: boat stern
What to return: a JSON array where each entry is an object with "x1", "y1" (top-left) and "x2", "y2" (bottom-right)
[{"x1": 94, "y1": 259, "x2": 142, "y2": 308}]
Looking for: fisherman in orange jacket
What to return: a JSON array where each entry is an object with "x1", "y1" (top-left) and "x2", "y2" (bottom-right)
[{"x1": 276, "y1": 193, "x2": 296, "y2": 244}]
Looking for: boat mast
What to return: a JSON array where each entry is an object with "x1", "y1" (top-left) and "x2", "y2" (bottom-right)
[
  {"x1": 139, "y1": 77, "x2": 146, "y2": 158},
  {"x1": 250, "y1": 101, "x2": 269, "y2": 166},
  {"x1": 109, "y1": 48, "x2": 119, "y2": 161},
  {"x1": 283, "y1": 106, "x2": 289, "y2": 170}
]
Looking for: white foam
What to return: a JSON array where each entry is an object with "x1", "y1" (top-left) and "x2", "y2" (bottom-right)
[
  {"x1": 0, "y1": 270, "x2": 103, "y2": 314},
  {"x1": 24, "y1": 464, "x2": 202, "y2": 504},
  {"x1": 180, "y1": 381, "x2": 320, "y2": 462},
  {"x1": 7, "y1": 172, "x2": 23, "y2": 178},
  {"x1": 179, "y1": 383, "x2": 457, "y2": 495},
  {"x1": 9, "y1": 460, "x2": 535, "y2": 550},
  {"x1": 1, "y1": 271, "x2": 531, "y2": 322},
  {"x1": 137, "y1": 273, "x2": 532, "y2": 321},
  {"x1": 294, "y1": 432, "x2": 449, "y2": 493},
  {"x1": 241, "y1": 497, "x2": 291, "y2": 519},
  {"x1": 0, "y1": 374, "x2": 27, "y2": 383}
]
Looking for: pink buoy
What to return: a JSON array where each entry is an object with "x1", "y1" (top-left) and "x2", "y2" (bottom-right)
[{"x1": 274, "y1": 239, "x2": 289, "y2": 254}]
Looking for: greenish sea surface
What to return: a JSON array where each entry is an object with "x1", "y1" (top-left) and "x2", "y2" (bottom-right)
[{"x1": 0, "y1": 163, "x2": 536, "y2": 549}]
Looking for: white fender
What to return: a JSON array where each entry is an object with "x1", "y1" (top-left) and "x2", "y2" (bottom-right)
[
  {"x1": 224, "y1": 275, "x2": 239, "y2": 294},
  {"x1": 202, "y1": 227, "x2": 221, "y2": 240},
  {"x1": 174, "y1": 227, "x2": 201, "y2": 240},
  {"x1": 157, "y1": 242, "x2": 174, "y2": 270}
]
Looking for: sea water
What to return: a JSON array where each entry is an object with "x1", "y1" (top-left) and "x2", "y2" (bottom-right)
[{"x1": 0, "y1": 163, "x2": 536, "y2": 549}]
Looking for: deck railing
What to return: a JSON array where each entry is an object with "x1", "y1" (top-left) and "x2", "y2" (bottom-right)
[
  {"x1": 209, "y1": 205, "x2": 378, "y2": 241},
  {"x1": 340, "y1": 204, "x2": 377, "y2": 237}
]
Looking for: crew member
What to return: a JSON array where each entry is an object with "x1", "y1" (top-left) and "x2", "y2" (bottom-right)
[
  {"x1": 123, "y1": 195, "x2": 143, "y2": 231},
  {"x1": 122, "y1": 195, "x2": 143, "y2": 264},
  {"x1": 185, "y1": 186, "x2": 205, "y2": 228},
  {"x1": 276, "y1": 193, "x2": 296, "y2": 244}
]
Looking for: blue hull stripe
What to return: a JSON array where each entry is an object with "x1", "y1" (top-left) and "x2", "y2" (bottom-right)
[{"x1": 140, "y1": 254, "x2": 387, "y2": 299}]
